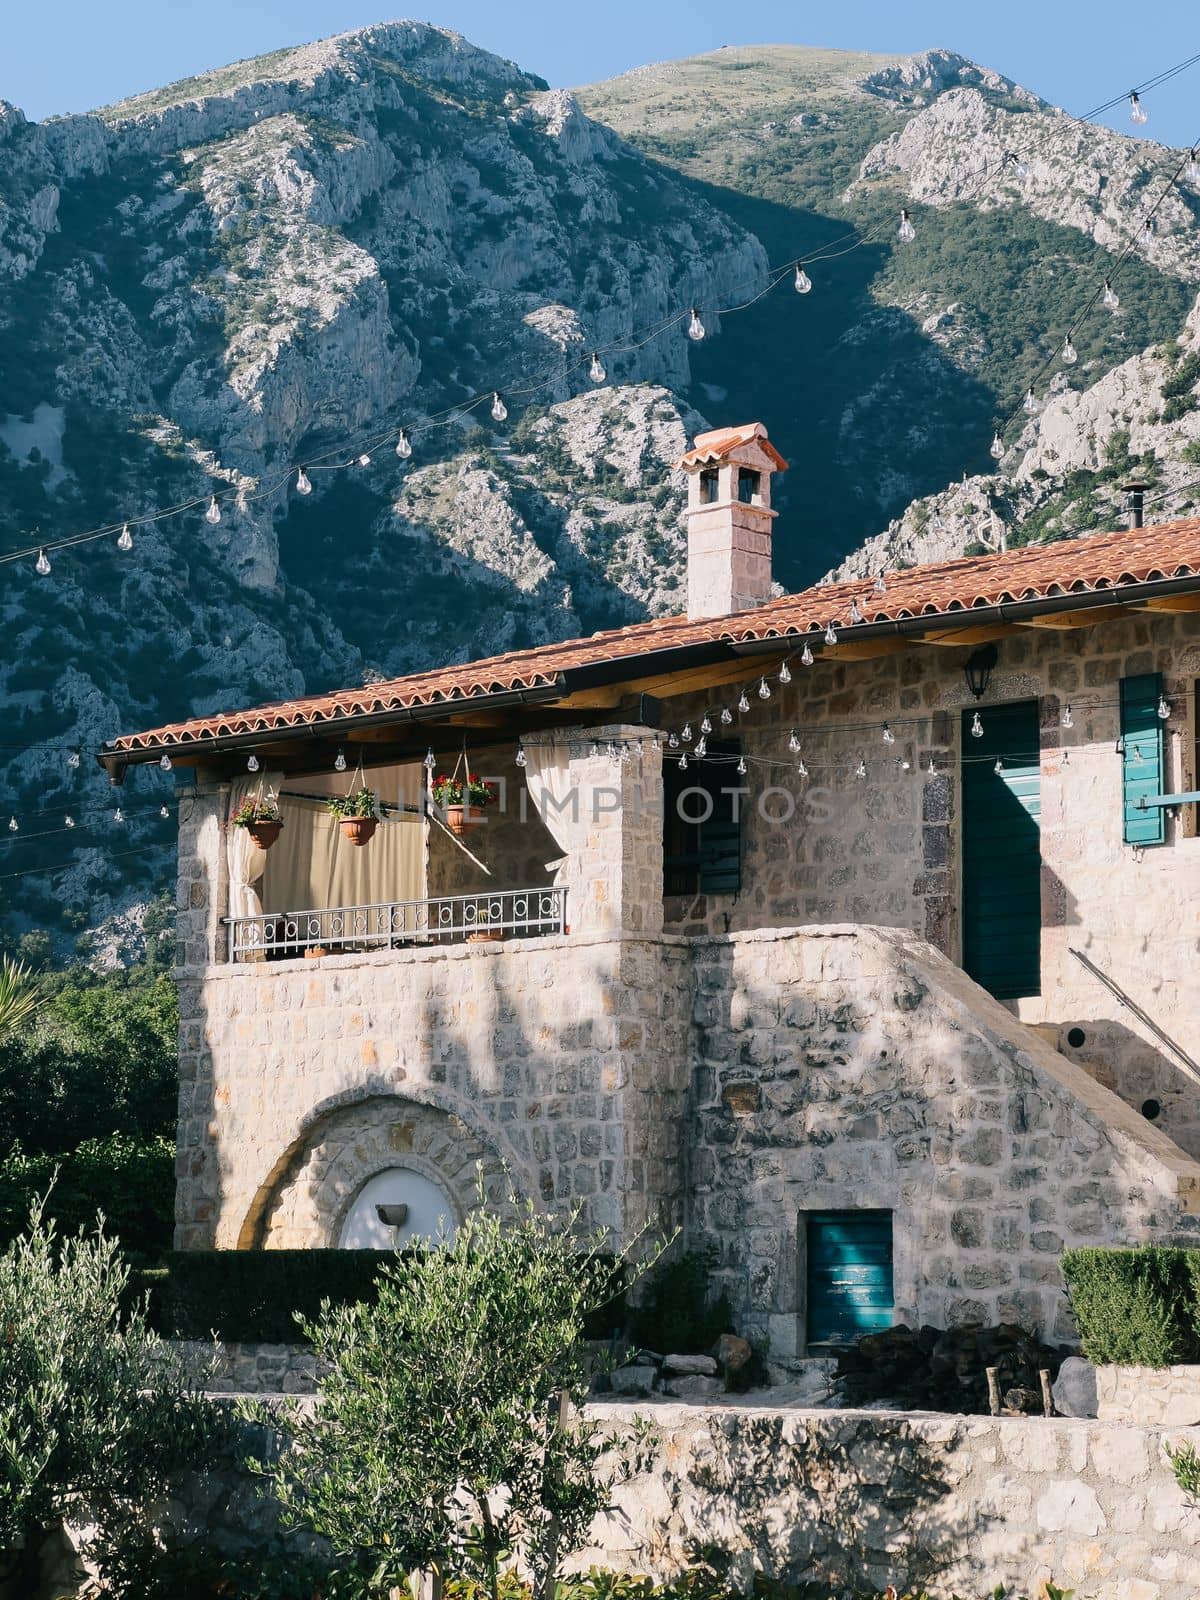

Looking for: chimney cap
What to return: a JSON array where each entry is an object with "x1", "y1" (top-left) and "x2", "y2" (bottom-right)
[{"x1": 675, "y1": 421, "x2": 788, "y2": 473}]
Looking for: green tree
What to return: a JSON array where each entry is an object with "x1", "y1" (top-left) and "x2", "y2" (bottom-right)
[
  {"x1": 0, "y1": 956, "x2": 42, "y2": 1046},
  {"x1": 0, "y1": 1205, "x2": 216, "y2": 1594},
  {"x1": 261, "y1": 1183, "x2": 661, "y2": 1600}
]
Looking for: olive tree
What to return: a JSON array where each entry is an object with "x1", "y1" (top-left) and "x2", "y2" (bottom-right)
[
  {"x1": 0, "y1": 1204, "x2": 216, "y2": 1594},
  {"x1": 261, "y1": 1183, "x2": 662, "y2": 1600}
]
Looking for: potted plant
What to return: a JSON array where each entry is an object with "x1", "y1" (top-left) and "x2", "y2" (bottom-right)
[
  {"x1": 431, "y1": 773, "x2": 499, "y2": 836},
  {"x1": 230, "y1": 793, "x2": 283, "y2": 850},
  {"x1": 326, "y1": 786, "x2": 378, "y2": 847}
]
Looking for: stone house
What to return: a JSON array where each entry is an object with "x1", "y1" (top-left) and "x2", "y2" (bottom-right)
[{"x1": 103, "y1": 422, "x2": 1200, "y2": 1352}]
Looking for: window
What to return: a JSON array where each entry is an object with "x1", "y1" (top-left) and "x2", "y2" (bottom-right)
[
  {"x1": 662, "y1": 741, "x2": 742, "y2": 897},
  {"x1": 805, "y1": 1210, "x2": 894, "y2": 1347},
  {"x1": 699, "y1": 468, "x2": 719, "y2": 504},
  {"x1": 737, "y1": 467, "x2": 761, "y2": 504}
]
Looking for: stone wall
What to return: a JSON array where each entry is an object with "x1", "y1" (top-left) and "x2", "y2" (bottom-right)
[
  {"x1": 687, "y1": 925, "x2": 1200, "y2": 1348},
  {"x1": 1098, "y1": 1364, "x2": 1200, "y2": 1427},
  {"x1": 582, "y1": 1401, "x2": 1200, "y2": 1599},
  {"x1": 657, "y1": 608, "x2": 1200, "y2": 1158}
]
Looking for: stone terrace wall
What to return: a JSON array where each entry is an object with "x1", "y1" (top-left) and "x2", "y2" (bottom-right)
[
  {"x1": 583, "y1": 1402, "x2": 1200, "y2": 1599},
  {"x1": 687, "y1": 925, "x2": 1200, "y2": 1348},
  {"x1": 659, "y1": 608, "x2": 1200, "y2": 1160}
]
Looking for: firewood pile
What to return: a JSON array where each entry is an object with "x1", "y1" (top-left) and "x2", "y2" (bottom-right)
[{"x1": 833, "y1": 1322, "x2": 1065, "y2": 1414}]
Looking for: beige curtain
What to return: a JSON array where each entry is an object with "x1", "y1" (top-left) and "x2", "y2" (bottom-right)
[
  {"x1": 226, "y1": 773, "x2": 284, "y2": 921},
  {"x1": 523, "y1": 743, "x2": 575, "y2": 885},
  {"x1": 261, "y1": 798, "x2": 427, "y2": 914}
]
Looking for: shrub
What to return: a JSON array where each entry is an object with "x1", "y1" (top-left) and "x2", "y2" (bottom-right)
[
  {"x1": 1060, "y1": 1245, "x2": 1200, "y2": 1367},
  {"x1": 628, "y1": 1246, "x2": 733, "y2": 1355},
  {"x1": 0, "y1": 1133, "x2": 174, "y2": 1257}
]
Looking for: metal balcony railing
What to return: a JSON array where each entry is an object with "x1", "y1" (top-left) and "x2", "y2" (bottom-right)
[{"x1": 224, "y1": 886, "x2": 567, "y2": 963}]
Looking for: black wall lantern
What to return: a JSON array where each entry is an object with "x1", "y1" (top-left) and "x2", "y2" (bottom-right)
[{"x1": 963, "y1": 642, "x2": 998, "y2": 700}]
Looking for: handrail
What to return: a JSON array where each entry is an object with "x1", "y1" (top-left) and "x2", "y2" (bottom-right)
[{"x1": 1067, "y1": 947, "x2": 1200, "y2": 1086}]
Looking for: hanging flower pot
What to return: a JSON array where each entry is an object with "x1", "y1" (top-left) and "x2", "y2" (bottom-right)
[
  {"x1": 432, "y1": 774, "x2": 499, "y2": 836},
  {"x1": 445, "y1": 804, "x2": 485, "y2": 837},
  {"x1": 339, "y1": 816, "x2": 378, "y2": 847},
  {"x1": 247, "y1": 818, "x2": 283, "y2": 851},
  {"x1": 326, "y1": 786, "x2": 379, "y2": 847}
]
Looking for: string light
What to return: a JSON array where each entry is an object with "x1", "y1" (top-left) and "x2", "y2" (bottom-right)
[
  {"x1": 719, "y1": 707, "x2": 733, "y2": 725},
  {"x1": 67, "y1": 751, "x2": 80, "y2": 769},
  {"x1": 700, "y1": 713, "x2": 713, "y2": 734},
  {"x1": 515, "y1": 741, "x2": 527, "y2": 768},
  {"x1": 64, "y1": 815, "x2": 74, "y2": 829},
  {"x1": 801, "y1": 642, "x2": 814, "y2": 667},
  {"x1": 35, "y1": 549, "x2": 50, "y2": 576},
  {"x1": 788, "y1": 730, "x2": 802, "y2": 753},
  {"x1": 874, "y1": 574, "x2": 887, "y2": 596},
  {"x1": 590, "y1": 740, "x2": 601, "y2": 757},
  {"x1": 990, "y1": 432, "x2": 1005, "y2": 460},
  {"x1": 423, "y1": 748, "x2": 435, "y2": 771},
  {"x1": 737, "y1": 755, "x2": 748, "y2": 775},
  {"x1": 668, "y1": 732, "x2": 679, "y2": 749},
  {"x1": 357, "y1": 452, "x2": 371, "y2": 468},
  {"x1": 1138, "y1": 219, "x2": 1155, "y2": 247},
  {"x1": 994, "y1": 758, "x2": 1005, "y2": 774},
  {"x1": 796, "y1": 759, "x2": 809, "y2": 779},
  {"x1": 794, "y1": 264, "x2": 812, "y2": 295},
  {"x1": 970, "y1": 712, "x2": 984, "y2": 738},
  {"x1": 738, "y1": 692, "x2": 750, "y2": 714},
  {"x1": 490, "y1": 393, "x2": 508, "y2": 423},
  {"x1": 247, "y1": 753, "x2": 260, "y2": 773},
  {"x1": 927, "y1": 756, "x2": 938, "y2": 776},
  {"x1": 1023, "y1": 387, "x2": 1040, "y2": 415},
  {"x1": 824, "y1": 623, "x2": 838, "y2": 646},
  {"x1": 1130, "y1": 91, "x2": 1148, "y2": 125},
  {"x1": 695, "y1": 736, "x2": 708, "y2": 757},
  {"x1": 7, "y1": 818, "x2": 16, "y2": 833},
  {"x1": 855, "y1": 759, "x2": 868, "y2": 779},
  {"x1": 114, "y1": 807, "x2": 124, "y2": 824},
  {"x1": 678, "y1": 752, "x2": 688, "y2": 770},
  {"x1": 588, "y1": 353, "x2": 606, "y2": 384},
  {"x1": 1007, "y1": 152, "x2": 1030, "y2": 180},
  {"x1": 1188, "y1": 150, "x2": 1200, "y2": 187},
  {"x1": 205, "y1": 496, "x2": 222, "y2": 525},
  {"x1": 159, "y1": 753, "x2": 172, "y2": 771},
  {"x1": 335, "y1": 749, "x2": 348, "y2": 773},
  {"x1": 117, "y1": 523, "x2": 133, "y2": 552},
  {"x1": 687, "y1": 307, "x2": 705, "y2": 342},
  {"x1": 897, "y1": 208, "x2": 916, "y2": 243},
  {"x1": 1062, "y1": 703, "x2": 1074, "y2": 729},
  {"x1": 1158, "y1": 693, "x2": 1171, "y2": 720},
  {"x1": 1061, "y1": 337, "x2": 1078, "y2": 366},
  {"x1": 848, "y1": 599, "x2": 863, "y2": 625},
  {"x1": 881, "y1": 723, "x2": 895, "y2": 745},
  {"x1": 1102, "y1": 280, "x2": 1120, "y2": 311},
  {"x1": 682, "y1": 722, "x2": 693, "y2": 742},
  {"x1": 779, "y1": 661, "x2": 792, "y2": 685},
  {"x1": 758, "y1": 678, "x2": 771, "y2": 700},
  {"x1": 160, "y1": 805, "x2": 170, "y2": 818},
  {"x1": 395, "y1": 430, "x2": 412, "y2": 459}
]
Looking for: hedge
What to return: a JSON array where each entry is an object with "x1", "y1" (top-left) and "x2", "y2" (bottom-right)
[
  {"x1": 1060, "y1": 1245, "x2": 1200, "y2": 1367},
  {"x1": 135, "y1": 1248, "x2": 627, "y2": 1345},
  {"x1": 0, "y1": 1134, "x2": 175, "y2": 1258}
]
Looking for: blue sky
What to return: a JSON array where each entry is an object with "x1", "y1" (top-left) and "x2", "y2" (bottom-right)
[{"x1": 5, "y1": 0, "x2": 1200, "y2": 149}]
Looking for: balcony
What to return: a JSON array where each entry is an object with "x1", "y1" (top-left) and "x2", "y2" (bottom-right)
[{"x1": 224, "y1": 885, "x2": 568, "y2": 963}]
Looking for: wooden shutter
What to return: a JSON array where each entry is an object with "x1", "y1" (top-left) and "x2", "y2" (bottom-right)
[
  {"x1": 806, "y1": 1210, "x2": 895, "y2": 1345},
  {"x1": 1120, "y1": 673, "x2": 1166, "y2": 846},
  {"x1": 662, "y1": 741, "x2": 742, "y2": 896}
]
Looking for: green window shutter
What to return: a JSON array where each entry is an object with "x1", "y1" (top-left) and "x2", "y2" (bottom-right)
[{"x1": 1120, "y1": 673, "x2": 1166, "y2": 846}]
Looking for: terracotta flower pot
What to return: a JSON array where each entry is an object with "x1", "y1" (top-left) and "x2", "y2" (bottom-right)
[
  {"x1": 445, "y1": 804, "x2": 485, "y2": 836},
  {"x1": 339, "y1": 816, "x2": 378, "y2": 847},
  {"x1": 246, "y1": 818, "x2": 282, "y2": 850},
  {"x1": 467, "y1": 929, "x2": 504, "y2": 944}
]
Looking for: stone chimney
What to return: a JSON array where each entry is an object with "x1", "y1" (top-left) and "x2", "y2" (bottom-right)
[{"x1": 675, "y1": 422, "x2": 788, "y2": 620}]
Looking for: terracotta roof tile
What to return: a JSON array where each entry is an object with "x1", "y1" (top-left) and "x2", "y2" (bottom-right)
[
  {"x1": 104, "y1": 517, "x2": 1200, "y2": 756},
  {"x1": 675, "y1": 421, "x2": 789, "y2": 472}
]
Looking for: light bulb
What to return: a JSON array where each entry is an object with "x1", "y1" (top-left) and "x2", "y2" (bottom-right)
[
  {"x1": 588, "y1": 352, "x2": 606, "y2": 384},
  {"x1": 874, "y1": 573, "x2": 887, "y2": 596},
  {"x1": 932, "y1": 513, "x2": 946, "y2": 533},
  {"x1": 117, "y1": 523, "x2": 133, "y2": 552},
  {"x1": 1062, "y1": 703, "x2": 1074, "y2": 729},
  {"x1": 1187, "y1": 151, "x2": 1200, "y2": 187},
  {"x1": 990, "y1": 432, "x2": 1005, "y2": 460},
  {"x1": 395, "y1": 430, "x2": 412, "y2": 459},
  {"x1": 687, "y1": 307, "x2": 705, "y2": 342},
  {"x1": 67, "y1": 750, "x2": 80, "y2": 769},
  {"x1": 897, "y1": 208, "x2": 916, "y2": 243},
  {"x1": 114, "y1": 807, "x2": 124, "y2": 824},
  {"x1": 491, "y1": 392, "x2": 508, "y2": 422},
  {"x1": 788, "y1": 730, "x2": 801, "y2": 753},
  {"x1": 794, "y1": 264, "x2": 812, "y2": 295},
  {"x1": 357, "y1": 453, "x2": 371, "y2": 468},
  {"x1": 1158, "y1": 694, "x2": 1171, "y2": 720},
  {"x1": 295, "y1": 467, "x2": 312, "y2": 496},
  {"x1": 855, "y1": 759, "x2": 868, "y2": 779},
  {"x1": 848, "y1": 599, "x2": 863, "y2": 624},
  {"x1": 1129, "y1": 91, "x2": 1148, "y2": 126},
  {"x1": 335, "y1": 749, "x2": 347, "y2": 773},
  {"x1": 668, "y1": 732, "x2": 679, "y2": 749},
  {"x1": 700, "y1": 713, "x2": 713, "y2": 734},
  {"x1": 651, "y1": 736, "x2": 661, "y2": 752},
  {"x1": 678, "y1": 752, "x2": 688, "y2": 770},
  {"x1": 682, "y1": 722, "x2": 693, "y2": 742},
  {"x1": 7, "y1": 817, "x2": 16, "y2": 832},
  {"x1": 719, "y1": 707, "x2": 733, "y2": 724},
  {"x1": 801, "y1": 641, "x2": 814, "y2": 666},
  {"x1": 1138, "y1": 220, "x2": 1154, "y2": 248},
  {"x1": 796, "y1": 759, "x2": 809, "y2": 779},
  {"x1": 160, "y1": 805, "x2": 170, "y2": 818},
  {"x1": 775, "y1": 662, "x2": 790, "y2": 687},
  {"x1": 900, "y1": 757, "x2": 911, "y2": 771},
  {"x1": 994, "y1": 758, "x2": 1005, "y2": 774},
  {"x1": 927, "y1": 756, "x2": 937, "y2": 776},
  {"x1": 205, "y1": 496, "x2": 222, "y2": 525},
  {"x1": 695, "y1": 736, "x2": 708, "y2": 758},
  {"x1": 737, "y1": 755, "x2": 747, "y2": 776},
  {"x1": 606, "y1": 742, "x2": 618, "y2": 761},
  {"x1": 1023, "y1": 387, "x2": 1040, "y2": 415},
  {"x1": 824, "y1": 623, "x2": 838, "y2": 646},
  {"x1": 758, "y1": 678, "x2": 771, "y2": 700},
  {"x1": 35, "y1": 548, "x2": 51, "y2": 576},
  {"x1": 515, "y1": 743, "x2": 527, "y2": 768},
  {"x1": 424, "y1": 748, "x2": 436, "y2": 770},
  {"x1": 247, "y1": 753, "x2": 260, "y2": 773},
  {"x1": 738, "y1": 692, "x2": 750, "y2": 714},
  {"x1": 882, "y1": 723, "x2": 895, "y2": 745},
  {"x1": 1061, "y1": 337, "x2": 1077, "y2": 366},
  {"x1": 1007, "y1": 152, "x2": 1029, "y2": 180},
  {"x1": 970, "y1": 711, "x2": 984, "y2": 738},
  {"x1": 64, "y1": 815, "x2": 75, "y2": 829},
  {"x1": 159, "y1": 753, "x2": 172, "y2": 771},
  {"x1": 590, "y1": 741, "x2": 601, "y2": 757},
  {"x1": 1102, "y1": 281, "x2": 1120, "y2": 312}
]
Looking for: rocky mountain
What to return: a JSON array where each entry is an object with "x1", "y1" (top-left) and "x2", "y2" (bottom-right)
[{"x1": 0, "y1": 28, "x2": 1198, "y2": 940}]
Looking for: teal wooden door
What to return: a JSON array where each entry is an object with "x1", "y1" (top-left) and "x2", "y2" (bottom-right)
[
  {"x1": 961, "y1": 700, "x2": 1042, "y2": 1000},
  {"x1": 806, "y1": 1211, "x2": 894, "y2": 1345}
]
